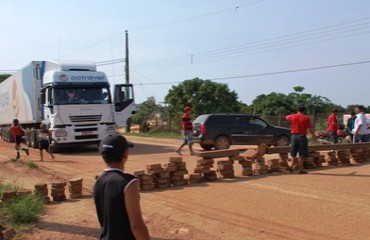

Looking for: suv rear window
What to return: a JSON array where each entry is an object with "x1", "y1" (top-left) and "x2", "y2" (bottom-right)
[{"x1": 206, "y1": 115, "x2": 228, "y2": 125}]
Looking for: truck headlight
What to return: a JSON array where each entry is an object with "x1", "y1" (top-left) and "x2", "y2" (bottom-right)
[
  {"x1": 106, "y1": 125, "x2": 116, "y2": 134},
  {"x1": 55, "y1": 130, "x2": 67, "y2": 137}
]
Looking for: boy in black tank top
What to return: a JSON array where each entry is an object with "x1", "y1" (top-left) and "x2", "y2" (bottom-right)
[{"x1": 94, "y1": 134, "x2": 150, "y2": 240}]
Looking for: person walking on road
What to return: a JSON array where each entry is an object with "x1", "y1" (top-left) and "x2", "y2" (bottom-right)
[
  {"x1": 327, "y1": 109, "x2": 339, "y2": 144},
  {"x1": 94, "y1": 134, "x2": 150, "y2": 240},
  {"x1": 9, "y1": 119, "x2": 29, "y2": 159},
  {"x1": 175, "y1": 106, "x2": 195, "y2": 155},
  {"x1": 286, "y1": 105, "x2": 317, "y2": 174},
  {"x1": 352, "y1": 105, "x2": 369, "y2": 143},
  {"x1": 38, "y1": 123, "x2": 55, "y2": 161}
]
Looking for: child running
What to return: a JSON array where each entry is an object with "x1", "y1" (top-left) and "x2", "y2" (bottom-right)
[
  {"x1": 10, "y1": 119, "x2": 29, "y2": 159},
  {"x1": 38, "y1": 123, "x2": 55, "y2": 161}
]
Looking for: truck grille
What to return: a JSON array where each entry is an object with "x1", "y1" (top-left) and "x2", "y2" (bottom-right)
[{"x1": 69, "y1": 115, "x2": 102, "y2": 122}]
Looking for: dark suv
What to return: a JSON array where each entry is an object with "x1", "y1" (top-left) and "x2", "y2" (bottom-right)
[{"x1": 192, "y1": 113, "x2": 291, "y2": 150}]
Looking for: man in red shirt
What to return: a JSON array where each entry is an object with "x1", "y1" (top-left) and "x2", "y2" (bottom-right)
[
  {"x1": 175, "y1": 106, "x2": 195, "y2": 155},
  {"x1": 327, "y1": 109, "x2": 339, "y2": 143},
  {"x1": 10, "y1": 119, "x2": 29, "y2": 159},
  {"x1": 286, "y1": 105, "x2": 316, "y2": 174}
]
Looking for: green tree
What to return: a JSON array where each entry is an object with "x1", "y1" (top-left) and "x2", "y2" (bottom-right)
[
  {"x1": 0, "y1": 74, "x2": 11, "y2": 83},
  {"x1": 252, "y1": 86, "x2": 336, "y2": 116},
  {"x1": 131, "y1": 96, "x2": 162, "y2": 132},
  {"x1": 165, "y1": 78, "x2": 242, "y2": 116},
  {"x1": 252, "y1": 92, "x2": 294, "y2": 116}
]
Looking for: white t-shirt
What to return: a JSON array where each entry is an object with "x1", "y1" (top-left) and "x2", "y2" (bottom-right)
[{"x1": 352, "y1": 112, "x2": 368, "y2": 135}]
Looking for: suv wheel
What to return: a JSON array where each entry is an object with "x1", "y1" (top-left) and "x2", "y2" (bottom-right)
[
  {"x1": 275, "y1": 135, "x2": 290, "y2": 146},
  {"x1": 200, "y1": 144, "x2": 213, "y2": 151},
  {"x1": 214, "y1": 136, "x2": 230, "y2": 150}
]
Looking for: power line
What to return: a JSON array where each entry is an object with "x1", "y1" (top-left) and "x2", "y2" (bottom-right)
[
  {"x1": 130, "y1": 59, "x2": 370, "y2": 85},
  {"x1": 128, "y1": 0, "x2": 264, "y2": 31},
  {"x1": 132, "y1": 17, "x2": 370, "y2": 70},
  {"x1": 60, "y1": 1, "x2": 263, "y2": 58}
]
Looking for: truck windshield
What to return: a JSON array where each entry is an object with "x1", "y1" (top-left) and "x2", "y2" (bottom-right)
[{"x1": 53, "y1": 86, "x2": 111, "y2": 105}]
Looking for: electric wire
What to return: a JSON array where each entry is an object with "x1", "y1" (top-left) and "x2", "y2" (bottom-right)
[{"x1": 128, "y1": 59, "x2": 370, "y2": 85}]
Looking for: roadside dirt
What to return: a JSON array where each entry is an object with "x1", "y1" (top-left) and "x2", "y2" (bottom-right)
[{"x1": 1, "y1": 136, "x2": 370, "y2": 240}]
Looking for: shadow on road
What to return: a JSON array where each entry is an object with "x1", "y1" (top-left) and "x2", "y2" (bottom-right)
[{"x1": 37, "y1": 221, "x2": 99, "y2": 238}]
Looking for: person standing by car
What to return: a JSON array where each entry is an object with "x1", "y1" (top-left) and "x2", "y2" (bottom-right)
[
  {"x1": 94, "y1": 134, "x2": 150, "y2": 240},
  {"x1": 9, "y1": 119, "x2": 29, "y2": 159},
  {"x1": 327, "y1": 109, "x2": 339, "y2": 143},
  {"x1": 175, "y1": 106, "x2": 195, "y2": 155},
  {"x1": 286, "y1": 105, "x2": 317, "y2": 174},
  {"x1": 352, "y1": 105, "x2": 369, "y2": 143},
  {"x1": 346, "y1": 112, "x2": 356, "y2": 142}
]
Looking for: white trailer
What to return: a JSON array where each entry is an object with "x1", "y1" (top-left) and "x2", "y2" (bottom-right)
[{"x1": 0, "y1": 60, "x2": 135, "y2": 150}]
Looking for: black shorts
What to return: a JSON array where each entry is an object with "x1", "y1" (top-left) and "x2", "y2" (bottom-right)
[
  {"x1": 39, "y1": 140, "x2": 50, "y2": 150},
  {"x1": 15, "y1": 135, "x2": 22, "y2": 145},
  {"x1": 290, "y1": 134, "x2": 308, "y2": 158}
]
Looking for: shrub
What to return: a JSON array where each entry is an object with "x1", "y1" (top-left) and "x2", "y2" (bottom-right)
[{"x1": 2, "y1": 194, "x2": 45, "y2": 224}]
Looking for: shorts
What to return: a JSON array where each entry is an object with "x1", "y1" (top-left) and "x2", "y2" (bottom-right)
[
  {"x1": 328, "y1": 131, "x2": 338, "y2": 144},
  {"x1": 15, "y1": 135, "x2": 22, "y2": 145},
  {"x1": 182, "y1": 131, "x2": 193, "y2": 145},
  {"x1": 39, "y1": 140, "x2": 50, "y2": 150},
  {"x1": 290, "y1": 134, "x2": 308, "y2": 158}
]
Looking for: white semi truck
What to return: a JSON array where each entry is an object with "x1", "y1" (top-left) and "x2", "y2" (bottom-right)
[{"x1": 0, "y1": 60, "x2": 135, "y2": 151}]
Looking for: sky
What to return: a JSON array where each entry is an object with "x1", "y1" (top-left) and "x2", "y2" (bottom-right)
[{"x1": 1, "y1": 0, "x2": 370, "y2": 108}]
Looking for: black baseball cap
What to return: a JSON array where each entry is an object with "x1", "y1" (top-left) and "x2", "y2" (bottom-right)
[
  {"x1": 298, "y1": 105, "x2": 306, "y2": 112},
  {"x1": 99, "y1": 134, "x2": 134, "y2": 161}
]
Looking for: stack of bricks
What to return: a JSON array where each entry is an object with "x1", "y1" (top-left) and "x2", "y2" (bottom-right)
[
  {"x1": 326, "y1": 151, "x2": 338, "y2": 166},
  {"x1": 242, "y1": 144, "x2": 270, "y2": 175},
  {"x1": 68, "y1": 177, "x2": 83, "y2": 199},
  {"x1": 337, "y1": 150, "x2": 351, "y2": 166},
  {"x1": 303, "y1": 157, "x2": 316, "y2": 169},
  {"x1": 362, "y1": 148, "x2": 370, "y2": 162},
  {"x1": 255, "y1": 144, "x2": 269, "y2": 175},
  {"x1": 34, "y1": 183, "x2": 50, "y2": 202},
  {"x1": 146, "y1": 162, "x2": 171, "y2": 189},
  {"x1": 188, "y1": 173, "x2": 204, "y2": 184},
  {"x1": 266, "y1": 158, "x2": 282, "y2": 172},
  {"x1": 308, "y1": 151, "x2": 323, "y2": 167},
  {"x1": 253, "y1": 156, "x2": 269, "y2": 175},
  {"x1": 235, "y1": 156, "x2": 253, "y2": 176},
  {"x1": 217, "y1": 160, "x2": 235, "y2": 178},
  {"x1": 350, "y1": 148, "x2": 365, "y2": 163},
  {"x1": 278, "y1": 153, "x2": 290, "y2": 171},
  {"x1": 134, "y1": 170, "x2": 155, "y2": 190},
  {"x1": 167, "y1": 157, "x2": 188, "y2": 186},
  {"x1": 146, "y1": 163, "x2": 163, "y2": 189},
  {"x1": 0, "y1": 190, "x2": 17, "y2": 203},
  {"x1": 51, "y1": 181, "x2": 67, "y2": 202},
  {"x1": 155, "y1": 171, "x2": 171, "y2": 189},
  {"x1": 195, "y1": 158, "x2": 217, "y2": 181}
]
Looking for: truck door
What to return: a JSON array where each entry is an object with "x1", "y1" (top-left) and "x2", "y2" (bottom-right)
[{"x1": 113, "y1": 84, "x2": 136, "y2": 128}]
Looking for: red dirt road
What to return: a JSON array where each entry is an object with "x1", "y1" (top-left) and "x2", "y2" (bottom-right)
[{"x1": 1, "y1": 136, "x2": 370, "y2": 240}]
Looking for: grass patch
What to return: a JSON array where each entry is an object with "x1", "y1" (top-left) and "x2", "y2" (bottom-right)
[
  {"x1": 2, "y1": 194, "x2": 45, "y2": 225},
  {"x1": 27, "y1": 162, "x2": 38, "y2": 169}
]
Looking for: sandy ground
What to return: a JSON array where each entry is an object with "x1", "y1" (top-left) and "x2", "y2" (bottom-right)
[{"x1": 1, "y1": 136, "x2": 370, "y2": 240}]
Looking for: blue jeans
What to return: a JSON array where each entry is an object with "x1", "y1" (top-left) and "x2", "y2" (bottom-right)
[{"x1": 353, "y1": 134, "x2": 369, "y2": 143}]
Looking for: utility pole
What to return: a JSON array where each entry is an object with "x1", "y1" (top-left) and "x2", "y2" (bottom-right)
[{"x1": 125, "y1": 30, "x2": 130, "y2": 84}]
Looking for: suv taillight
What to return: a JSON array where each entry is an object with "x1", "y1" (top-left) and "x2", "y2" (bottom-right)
[{"x1": 200, "y1": 124, "x2": 206, "y2": 134}]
